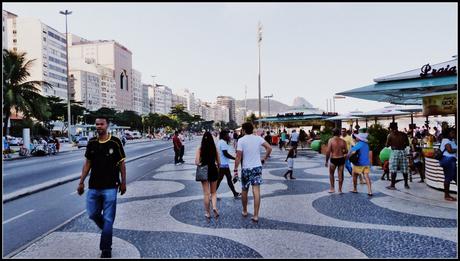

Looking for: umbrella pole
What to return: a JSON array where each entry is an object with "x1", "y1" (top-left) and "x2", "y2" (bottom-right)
[
  {"x1": 411, "y1": 113, "x2": 414, "y2": 125},
  {"x1": 392, "y1": 115, "x2": 395, "y2": 123},
  {"x1": 365, "y1": 118, "x2": 368, "y2": 128},
  {"x1": 374, "y1": 117, "x2": 377, "y2": 124}
]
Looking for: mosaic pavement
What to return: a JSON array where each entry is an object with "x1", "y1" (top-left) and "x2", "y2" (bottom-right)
[{"x1": 13, "y1": 144, "x2": 458, "y2": 258}]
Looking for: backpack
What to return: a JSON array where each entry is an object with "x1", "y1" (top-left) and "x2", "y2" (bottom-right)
[{"x1": 349, "y1": 149, "x2": 360, "y2": 165}]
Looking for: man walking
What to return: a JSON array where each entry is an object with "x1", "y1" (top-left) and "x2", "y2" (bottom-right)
[
  {"x1": 77, "y1": 116, "x2": 126, "y2": 258},
  {"x1": 173, "y1": 131, "x2": 184, "y2": 165},
  {"x1": 386, "y1": 122, "x2": 410, "y2": 190},
  {"x1": 233, "y1": 122, "x2": 272, "y2": 223},
  {"x1": 325, "y1": 128, "x2": 348, "y2": 193}
]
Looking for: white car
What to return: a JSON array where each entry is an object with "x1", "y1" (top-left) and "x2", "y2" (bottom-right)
[{"x1": 77, "y1": 137, "x2": 89, "y2": 148}]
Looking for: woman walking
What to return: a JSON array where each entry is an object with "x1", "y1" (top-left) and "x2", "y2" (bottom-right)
[
  {"x1": 195, "y1": 131, "x2": 221, "y2": 219},
  {"x1": 217, "y1": 130, "x2": 241, "y2": 199}
]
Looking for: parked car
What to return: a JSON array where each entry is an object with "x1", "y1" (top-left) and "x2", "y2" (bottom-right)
[{"x1": 77, "y1": 136, "x2": 89, "y2": 148}]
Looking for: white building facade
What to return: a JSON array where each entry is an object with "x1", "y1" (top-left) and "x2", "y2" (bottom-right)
[
  {"x1": 69, "y1": 60, "x2": 101, "y2": 111},
  {"x1": 132, "y1": 69, "x2": 143, "y2": 115},
  {"x1": 69, "y1": 36, "x2": 133, "y2": 112},
  {"x1": 7, "y1": 15, "x2": 69, "y2": 100}
]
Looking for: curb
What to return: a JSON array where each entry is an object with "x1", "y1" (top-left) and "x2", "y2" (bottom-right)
[
  {"x1": 2, "y1": 145, "x2": 173, "y2": 203},
  {"x1": 3, "y1": 140, "x2": 160, "y2": 162}
]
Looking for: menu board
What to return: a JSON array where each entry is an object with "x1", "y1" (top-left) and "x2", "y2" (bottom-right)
[{"x1": 423, "y1": 94, "x2": 457, "y2": 116}]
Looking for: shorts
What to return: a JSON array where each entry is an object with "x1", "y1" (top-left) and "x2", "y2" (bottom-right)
[
  {"x1": 353, "y1": 165, "x2": 370, "y2": 175},
  {"x1": 291, "y1": 141, "x2": 298, "y2": 148},
  {"x1": 330, "y1": 157, "x2": 345, "y2": 166},
  {"x1": 241, "y1": 166, "x2": 263, "y2": 191},
  {"x1": 389, "y1": 150, "x2": 408, "y2": 173}
]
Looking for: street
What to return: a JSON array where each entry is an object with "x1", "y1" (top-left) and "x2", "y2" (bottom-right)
[{"x1": 3, "y1": 139, "x2": 197, "y2": 257}]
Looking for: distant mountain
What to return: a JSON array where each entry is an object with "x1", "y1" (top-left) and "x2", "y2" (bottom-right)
[
  {"x1": 235, "y1": 99, "x2": 292, "y2": 115},
  {"x1": 292, "y1": 97, "x2": 313, "y2": 108}
]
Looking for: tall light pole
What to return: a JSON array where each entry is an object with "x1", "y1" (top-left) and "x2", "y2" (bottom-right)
[
  {"x1": 244, "y1": 84, "x2": 248, "y2": 122},
  {"x1": 333, "y1": 95, "x2": 346, "y2": 113},
  {"x1": 257, "y1": 21, "x2": 263, "y2": 120},
  {"x1": 264, "y1": 94, "x2": 273, "y2": 116},
  {"x1": 264, "y1": 94, "x2": 273, "y2": 130},
  {"x1": 151, "y1": 75, "x2": 156, "y2": 113},
  {"x1": 60, "y1": 9, "x2": 72, "y2": 143}
]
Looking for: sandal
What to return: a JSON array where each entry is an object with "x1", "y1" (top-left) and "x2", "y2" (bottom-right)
[
  {"x1": 251, "y1": 217, "x2": 259, "y2": 223},
  {"x1": 241, "y1": 212, "x2": 248, "y2": 217},
  {"x1": 349, "y1": 190, "x2": 358, "y2": 193},
  {"x1": 445, "y1": 196, "x2": 457, "y2": 202},
  {"x1": 368, "y1": 193, "x2": 373, "y2": 197},
  {"x1": 213, "y1": 209, "x2": 219, "y2": 218},
  {"x1": 205, "y1": 213, "x2": 211, "y2": 219}
]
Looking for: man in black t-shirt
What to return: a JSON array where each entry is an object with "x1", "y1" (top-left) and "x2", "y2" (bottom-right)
[{"x1": 77, "y1": 116, "x2": 126, "y2": 258}]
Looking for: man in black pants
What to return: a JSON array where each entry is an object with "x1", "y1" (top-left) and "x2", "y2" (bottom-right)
[{"x1": 216, "y1": 130, "x2": 241, "y2": 198}]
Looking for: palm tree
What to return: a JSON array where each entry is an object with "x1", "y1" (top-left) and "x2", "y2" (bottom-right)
[{"x1": 3, "y1": 49, "x2": 51, "y2": 136}]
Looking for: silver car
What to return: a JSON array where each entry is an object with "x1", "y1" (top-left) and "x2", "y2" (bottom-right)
[{"x1": 77, "y1": 137, "x2": 89, "y2": 148}]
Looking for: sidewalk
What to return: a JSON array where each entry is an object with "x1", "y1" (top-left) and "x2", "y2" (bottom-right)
[
  {"x1": 3, "y1": 138, "x2": 158, "y2": 161},
  {"x1": 10, "y1": 145, "x2": 457, "y2": 258}
]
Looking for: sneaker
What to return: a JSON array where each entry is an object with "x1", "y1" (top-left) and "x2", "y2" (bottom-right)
[
  {"x1": 175, "y1": 163, "x2": 181, "y2": 166},
  {"x1": 101, "y1": 250, "x2": 111, "y2": 258}
]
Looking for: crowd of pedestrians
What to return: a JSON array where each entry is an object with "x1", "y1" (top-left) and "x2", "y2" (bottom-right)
[{"x1": 74, "y1": 116, "x2": 456, "y2": 258}]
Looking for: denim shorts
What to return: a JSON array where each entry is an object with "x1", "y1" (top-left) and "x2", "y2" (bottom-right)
[{"x1": 241, "y1": 166, "x2": 263, "y2": 191}]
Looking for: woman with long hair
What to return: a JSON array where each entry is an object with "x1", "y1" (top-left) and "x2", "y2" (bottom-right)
[{"x1": 195, "y1": 131, "x2": 221, "y2": 219}]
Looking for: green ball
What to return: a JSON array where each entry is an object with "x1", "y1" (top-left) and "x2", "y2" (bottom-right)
[
  {"x1": 311, "y1": 140, "x2": 321, "y2": 151},
  {"x1": 379, "y1": 147, "x2": 392, "y2": 162}
]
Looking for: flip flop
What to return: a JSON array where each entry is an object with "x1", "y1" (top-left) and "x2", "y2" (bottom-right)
[
  {"x1": 213, "y1": 209, "x2": 219, "y2": 218},
  {"x1": 328, "y1": 190, "x2": 335, "y2": 193},
  {"x1": 251, "y1": 217, "x2": 259, "y2": 223},
  {"x1": 368, "y1": 193, "x2": 373, "y2": 197},
  {"x1": 445, "y1": 197, "x2": 457, "y2": 202},
  {"x1": 241, "y1": 212, "x2": 248, "y2": 217},
  {"x1": 349, "y1": 191, "x2": 358, "y2": 193}
]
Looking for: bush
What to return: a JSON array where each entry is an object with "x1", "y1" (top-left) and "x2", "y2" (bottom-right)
[
  {"x1": 368, "y1": 123, "x2": 389, "y2": 163},
  {"x1": 319, "y1": 127, "x2": 333, "y2": 145}
]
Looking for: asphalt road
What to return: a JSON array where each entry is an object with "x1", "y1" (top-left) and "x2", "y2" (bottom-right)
[
  {"x1": 2, "y1": 139, "x2": 200, "y2": 257},
  {"x1": 3, "y1": 140, "x2": 173, "y2": 195}
]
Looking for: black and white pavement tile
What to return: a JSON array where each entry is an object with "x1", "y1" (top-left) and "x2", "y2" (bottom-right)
[{"x1": 13, "y1": 146, "x2": 457, "y2": 258}]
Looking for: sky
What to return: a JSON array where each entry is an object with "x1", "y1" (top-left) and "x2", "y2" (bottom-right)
[{"x1": 3, "y1": 2, "x2": 458, "y2": 114}]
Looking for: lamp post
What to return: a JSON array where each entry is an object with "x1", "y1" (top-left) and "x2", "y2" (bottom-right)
[
  {"x1": 257, "y1": 22, "x2": 263, "y2": 120},
  {"x1": 264, "y1": 94, "x2": 273, "y2": 116},
  {"x1": 60, "y1": 9, "x2": 72, "y2": 143},
  {"x1": 264, "y1": 94, "x2": 273, "y2": 130},
  {"x1": 333, "y1": 95, "x2": 346, "y2": 113}
]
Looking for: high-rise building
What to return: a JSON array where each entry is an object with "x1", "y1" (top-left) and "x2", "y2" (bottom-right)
[
  {"x1": 142, "y1": 84, "x2": 151, "y2": 115},
  {"x1": 2, "y1": 10, "x2": 16, "y2": 51},
  {"x1": 69, "y1": 35, "x2": 133, "y2": 112},
  {"x1": 97, "y1": 65, "x2": 116, "y2": 109},
  {"x1": 176, "y1": 89, "x2": 196, "y2": 114},
  {"x1": 153, "y1": 84, "x2": 172, "y2": 114},
  {"x1": 132, "y1": 69, "x2": 143, "y2": 115},
  {"x1": 172, "y1": 92, "x2": 187, "y2": 109},
  {"x1": 216, "y1": 96, "x2": 236, "y2": 122},
  {"x1": 69, "y1": 59, "x2": 101, "y2": 111},
  {"x1": 6, "y1": 15, "x2": 69, "y2": 100}
]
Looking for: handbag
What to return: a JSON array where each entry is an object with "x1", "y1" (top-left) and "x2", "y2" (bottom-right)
[
  {"x1": 195, "y1": 164, "x2": 208, "y2": 181},
  {"x1": 349, "y1": 149, "x2": 360, "y2": 165}
]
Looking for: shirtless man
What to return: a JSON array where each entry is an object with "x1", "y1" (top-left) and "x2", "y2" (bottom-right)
[
  {"x1": 325, "y1": 128, "x2": 348, "y2": 193},
  {"x1": 386, "y1": 122, "x2": 410, "y2": 190}
]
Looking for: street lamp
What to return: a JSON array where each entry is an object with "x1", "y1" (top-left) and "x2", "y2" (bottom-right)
[
  {"x1": 60, "y1": 9, "x2": 72, "y2": 143},
  {"x1": 264, "y1": 94, "x2": 273, "y2": 116},
  {"x1": 333, "y1": 95, "x2": 346, "y2": 113},
  {"x1": 257, "y1": 21, "x2": 263, "y2": 119}
]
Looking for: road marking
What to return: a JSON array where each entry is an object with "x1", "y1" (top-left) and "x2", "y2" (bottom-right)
[
  {"x1": 3, "y1": 210, "x2": 35, "y2": 225},
  {"x1": 59, "y1": 158, "x2": 82, "y2": 165},
  {"x1": 138, "y1": 162, "x2": 148, "y2": 167}
]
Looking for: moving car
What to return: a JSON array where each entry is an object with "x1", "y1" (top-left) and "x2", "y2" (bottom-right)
[{"x1": 77, "y1": 136, "x2": 89, "y2": 148}]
